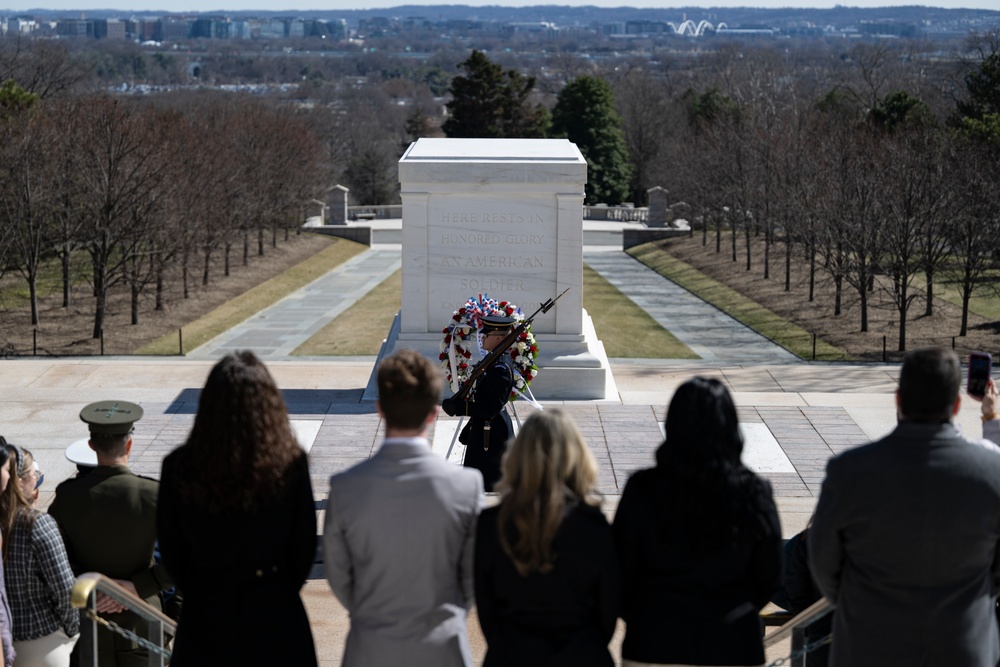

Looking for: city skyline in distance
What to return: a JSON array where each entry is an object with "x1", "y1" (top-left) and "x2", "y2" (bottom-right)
[{"x1": 2, "y1": 0, "x2": 999, "y2": 15}]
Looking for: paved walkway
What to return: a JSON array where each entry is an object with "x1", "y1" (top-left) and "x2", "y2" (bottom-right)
[
  {"x1": 584, "y1": 250, "x2": 800, "y2": 364},
  {"x1": 189, "y1": 238, "x2": 797, "y2": 364},
  {"x1": 187, "y1": 248, "x2": 401, "y2": 359}
]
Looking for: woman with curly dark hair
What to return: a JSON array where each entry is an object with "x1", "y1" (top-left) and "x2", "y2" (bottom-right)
[
  {"x1": 613, "y1": 377, "x2": 782, "y2": 667},
  {"x1": 474, "y1": 410, "x2": 619, "y2": 667},
  {"x1": 157, "y1": 351, "x2": 317, "y2": 666}
]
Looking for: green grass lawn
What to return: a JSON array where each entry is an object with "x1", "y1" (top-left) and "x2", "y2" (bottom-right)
[
  {"x1": 935, "y1": 275, "x2": 1000, "y2": 321},
  {"x1": 0, "y1": 253, "x2": 89, "y2": 310},
  {"x1": 294, "y1": 264, "x2": 699, "y2": 359},
  {"x1": 136, "y1": 238, "x2": 367, "y2": 355},
  {"x1": 628, "y1": 242, "x2": 851, "y2": 361}
]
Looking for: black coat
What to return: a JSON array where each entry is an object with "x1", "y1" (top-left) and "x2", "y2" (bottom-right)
[
  {"x1": 459, "y1": 359, "x2": 515, "y2": 491},
  {"x1": 613, "y1": 466, "x2": 782, "y2": 666},
  {"x1": 474, "y1": 503, "x2": 620, "y2": 667},
  {"x1": 157, "y1": 450, "x2": 318, "y2": 667}
]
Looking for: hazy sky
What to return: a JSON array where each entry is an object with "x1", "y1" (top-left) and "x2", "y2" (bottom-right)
[{"x1": 2, "y1": 0, "x2": 998, "y2": 14}]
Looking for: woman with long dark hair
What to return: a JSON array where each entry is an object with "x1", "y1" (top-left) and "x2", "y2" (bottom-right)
[
  {"x1": 474, "y1": 410, "x2": 619, "y2": 667},
  {"x1": 614, "y1": 377, "x2": 782, "y2": 667},
  {"x1": 157, "y1": 351, "x2": 318, "y2": 666}
]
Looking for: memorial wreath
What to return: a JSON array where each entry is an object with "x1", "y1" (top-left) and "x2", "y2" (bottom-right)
[{"x1": 439, "y1": 294, "x2": 539, "y2": 402}]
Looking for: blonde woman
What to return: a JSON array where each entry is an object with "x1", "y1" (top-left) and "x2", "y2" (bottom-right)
[
  {"x1": 474, "y1": 410, "x2": 619, "y2": 667},
  {"x1": 0, "y1": 444, "x2": 78, "y2": 667}
]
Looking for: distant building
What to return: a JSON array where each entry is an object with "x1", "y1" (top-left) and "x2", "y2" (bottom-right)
[
  {"x1": 858, "y1": 20, "x2": 917, "y2": 38},
  {"x1": 504, "y1": 21, "x2": 556, "y2": 34},
  {"x1": 626, "y1": 19, "x2": 669, "y2": 35},
  {"x1": 157, "y1": 17, "x2": 193, "y2": 41},
  {"x1": 93, "y1": 18, "x2": 125, "y2": 39},
  {"x1": 7, "y1": 17, "x2": 38, "y2": 34},
  {"x1": 56, "y1": 19, "x2": 91, "y2": 38},
  {"x1": 231, "y1": 20, "x2": 251, "y2": 39}
]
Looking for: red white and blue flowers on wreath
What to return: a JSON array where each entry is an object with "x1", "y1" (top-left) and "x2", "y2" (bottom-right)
[{"x1": 439, "y1": 294, "x2": 539, "y2": 402}]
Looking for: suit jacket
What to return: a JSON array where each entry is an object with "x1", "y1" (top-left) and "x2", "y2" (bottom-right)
[
  {"x1": 324, "y1": 438, "x2": 483, "y2": 667},
  {"x1": 810, "y1": 421, "x2": 1000, "y2": 667},
  {"x1": 157, "y1": 450, "x2": 318, "y2": 666},
  {"x1": 49, "y1": 464, "x2": 172, "y2": 667},
  {"x1": 475, "y1": 503, "x2": 619, "y2": 667}
]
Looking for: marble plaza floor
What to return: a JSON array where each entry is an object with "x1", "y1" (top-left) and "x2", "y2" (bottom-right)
[{"x1": 1, "y1": 356, "x2": 942, "y2": 524}]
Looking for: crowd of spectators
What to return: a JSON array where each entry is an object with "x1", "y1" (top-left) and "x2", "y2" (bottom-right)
[{"x1": 1, "y1": 345, "x2": 999, "y2": 667}]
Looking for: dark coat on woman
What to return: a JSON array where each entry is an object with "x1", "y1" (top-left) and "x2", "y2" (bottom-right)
[
  {"x1": 458, "y1": 358, "x2": 515, "y2": 491},
  {"x1": 157, "y1": 450, "x2": 318, "y2": 667},
  {"x1": 474, "y1": 502, "x2": 620, "y2": 667},
  {"x1": 613, "y1": 466, "x2": 782, "y2": 666}
]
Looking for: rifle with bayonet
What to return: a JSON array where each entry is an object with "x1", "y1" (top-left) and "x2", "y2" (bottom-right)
[{"x1": 447, "y1": 288, "x2": 569, "y2": 403}]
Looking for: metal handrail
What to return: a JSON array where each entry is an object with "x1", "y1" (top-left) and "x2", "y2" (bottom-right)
[
  {"x1": 71, "y1": 572, "x2": 176, "y2": 667},
  {"x1": 763, "y1": 597, "x2": 834, "y2": 648}
]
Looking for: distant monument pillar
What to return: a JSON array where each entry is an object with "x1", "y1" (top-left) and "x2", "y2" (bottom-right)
[
  {"x1": 647, "y1": 186, "x2": 669, "y2": 228},
  {"x1": 326, "y1": 184, "x2": 349, "y2": 225},
  {"x1": 368, "y1": 138, "x2": 613, "y2": 400}
]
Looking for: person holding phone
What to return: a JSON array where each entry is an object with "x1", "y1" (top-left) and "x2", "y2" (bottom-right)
[{"x1": 971, "y1": 377, "x2": 1000, "y2": 446}]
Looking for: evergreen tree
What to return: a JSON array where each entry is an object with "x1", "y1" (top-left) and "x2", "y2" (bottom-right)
[
  {"x1": 443, "y1": 50, "x2": 547, "y2": 139},
  {"x1": 551, "y1": 76, "x2": 631, "y2": 205},
  {"x1": 951, "y1": 38, "x2": 1000, "y2": 146},
  {"x1": 0, "y1": 79, "x2": 39, "y2": 118}
]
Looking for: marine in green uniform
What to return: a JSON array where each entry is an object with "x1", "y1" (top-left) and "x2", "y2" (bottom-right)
[{"x1": 48, "y1": 401, "x2": 173, "y2": 667}]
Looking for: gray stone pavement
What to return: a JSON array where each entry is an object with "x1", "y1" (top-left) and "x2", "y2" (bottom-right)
[
  {"x1": 186, "y1": 247, "x2": 401, "y2": 359},
  {"x1": 584, "y1": 249, "x2": 800, "y2": 364}
]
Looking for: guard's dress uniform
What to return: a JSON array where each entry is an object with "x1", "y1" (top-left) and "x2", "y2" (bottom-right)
[{"x1": 452, "y1": 357, "x2": 515, "y2": 492}]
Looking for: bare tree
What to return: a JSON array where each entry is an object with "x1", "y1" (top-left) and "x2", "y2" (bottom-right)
[
  {"x1": 0, "y1": 37, "x2": 89, "y2": 99},
  {"x1": 944, "y1": 137, "x2": 1000, "y2": 337},
  {"x1": 0, "y1": 103, "x2": 60, "y2": 325},
  {"x1": 71, "y1": 97, "x2": 168, "y2": 338}
]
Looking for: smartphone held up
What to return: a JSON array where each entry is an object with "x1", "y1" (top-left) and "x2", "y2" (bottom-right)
[{"x1": 968, "y1": 352, "x2": 992, "y2": 399}]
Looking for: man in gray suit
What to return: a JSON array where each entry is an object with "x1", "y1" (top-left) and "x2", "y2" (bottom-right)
[
  {"x1": 811, "y1": 347, "x2": 1000, "y2": 667},
  {"x1": 324, "y1": 348, "x2": 484, "y2": 667}
]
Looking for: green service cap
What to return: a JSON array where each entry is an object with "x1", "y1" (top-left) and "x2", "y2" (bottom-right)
[{"x1": 79, "y1": 400, "x2": 144, "y2": 435}]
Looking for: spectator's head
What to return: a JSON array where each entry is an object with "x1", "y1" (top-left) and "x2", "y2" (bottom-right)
[
  {"x1": 0, "y1": 442, "x2": 32, "y2": 560},
  {"x1": 88, "y1": 431, "x2": 130, "y2": 460},
  {"x1": 658, "y1": 376, "x2": 743, "y2": 470},
  {"x1": 496, "y1": 410, "x2": 598, "y2": 576},
  {"x1": 182, "y1": 351, "x2": 300, "y2": 511},
  {"x1": 377, "y1": 349, "x2": 442, "y2": 433},
  {"x1": 497, "y1": 409, "x2": 598, "y2": 502},
  {"x1": 898, "y1": 347, "x2": 961, "y2": 423},
  {"x1": 9, "y1": 445, "x2": 40, "y2": 505},
  {"x1": 80, "y1": 400, "x2": 142, "y2": 462}
]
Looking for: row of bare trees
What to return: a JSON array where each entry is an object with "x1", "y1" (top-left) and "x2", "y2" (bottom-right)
[
  {"x1": 614, "y1": 39, "x2": 1000, "y2": 353},
  {"x1": 0, "y1": 92, "x2": 322, "y2": 338}
]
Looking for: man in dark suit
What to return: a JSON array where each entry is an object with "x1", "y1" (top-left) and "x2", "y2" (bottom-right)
[
  {"x1": 810, "y1": 347, "x2": 1000, "y2": 667},
  {"x1": 324, "y1": 349, "x2": 484, "y2": 667},
  {"x1": 49, "y1": 401, "x2": 172, "y2": 667}
]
